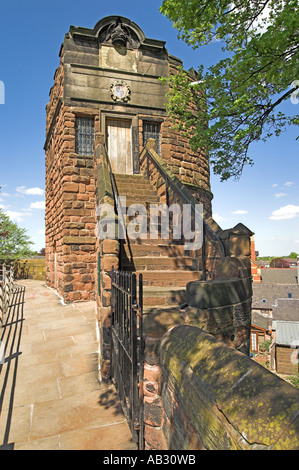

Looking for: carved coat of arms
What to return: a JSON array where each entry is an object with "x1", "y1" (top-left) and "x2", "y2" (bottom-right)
[{"x1": 110, "y1": 80, "x2": 131, "y2": 103}]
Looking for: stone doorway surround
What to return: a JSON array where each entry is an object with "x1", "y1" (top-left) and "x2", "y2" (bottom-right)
[{"x1": 106, "y1": 118, "x2": 133, "y2": 174}]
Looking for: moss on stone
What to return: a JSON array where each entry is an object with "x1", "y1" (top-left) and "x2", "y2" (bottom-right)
[{"x1": 160, "y1": 325, "x2": 299, "y2": 449}]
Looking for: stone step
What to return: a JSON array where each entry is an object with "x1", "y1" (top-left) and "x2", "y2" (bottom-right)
[
  {"x1": 120, "y1": 229, "x2": 185, "y2": 246},
  {"x1": 116, "y1": 182, "x2": 156, "y2": 193},
  {"x1": 122, "y1": 213, "x2": 182, "y2": 228},
  {"x1": 126, "y1": 237, "x2": 185, "y2": 246},
  {"x1": 115, "y1": 177, "x2": 155, "y2": 187},
  {"x1": 114, "y1": 174, "x2": 159, "y2": 199},
  {"x1": 116, "y1": 196, "x2": 160, "y2": 207},
  {"x1": 121, "y1": 256, "x2": 196, "y2": 271},
  {"x1": 118, "y1": 191, "x2": 159, "y2": 202},
  {"x1": 118, "y1": 219, "x2": 184, "y2": 245},
  {"x1": 140, "y1": 270, "x2": 202, "y2": 287},
  {"x1": 114, "y1": 174, "x2": 149, "y2": 184},
  {"x1": 114, "y1": 173, "x2": 145, "y2": 179},
  {"x1": 113, "y1": 174, "x2": 200, "y2": 300},
  {"x1": 142, "y1": 286, "x2": 187, "y2": 307},
  {"x1": 143, "y1": 305, "x2": 183, "y2": 315},
  {"x1": 121, "y1": 243, "x2": 187, "y2": 258},
  {"x1": 124, "y1": 195, "x2": 161, "y2": 205}
]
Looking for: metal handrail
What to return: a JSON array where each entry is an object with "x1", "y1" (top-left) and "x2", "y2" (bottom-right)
[{"x1": 140, "y1": 144, "x2": 226, "y2": 279}]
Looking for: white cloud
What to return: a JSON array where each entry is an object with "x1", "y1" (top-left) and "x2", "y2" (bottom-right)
[
  {"x1": 30, "y1": 201, "x2": 45, "y2": 209},
  {"x1": 251, "y1": 3, "x2": 272, "y2": 35},
  {"x1": 284, "y1": 181, "x2": 294, "y2": 187},
  {"x1": 275, "y1": 193, "x2": 286, "y2": 198},
  {"x1": 269, "y1": 205, "x2": 299, "y2": 220},
  {"x1": 213, "y1": 213, "x2": 226, "y2": 223},
  {"x1": 272, "y1": 184, "x2": 278, "y2": 187},
  {"x1": 231, "y1": 210, "x2": 248, "y2": 215},
  {"x1": 4, "y1": 210, "x2": 29, "y2": 223},
  {"x1": 16, "y1": 186, "x2": 44, "y2": 196}
]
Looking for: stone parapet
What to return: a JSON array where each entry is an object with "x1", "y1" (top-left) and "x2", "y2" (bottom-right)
[
  {"x1": 94, "y1": 141, "x2": 120, "y2": 381},
  {"x1": 160, "y1": 325, "x2": 299, "y2": 450},
  {"x1": 185, "y1": 256, "x2": 252, "y2": 354}
]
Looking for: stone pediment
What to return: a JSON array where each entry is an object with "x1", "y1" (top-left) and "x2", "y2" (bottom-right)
[
  {"x1": 94, "y1": 16, "x2": 144, "y2": 49},
  {"x1": 69, "y1": 16, "x2": 166, "y2": 52}
]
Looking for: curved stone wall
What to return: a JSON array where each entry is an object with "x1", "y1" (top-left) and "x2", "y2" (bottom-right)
[{"x1": 160, "y1": 325, "x2": 299, "y2": 450}]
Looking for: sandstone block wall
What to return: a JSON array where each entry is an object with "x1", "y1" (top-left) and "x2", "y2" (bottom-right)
[
  {"x1": 141, "y1": 224, "x2": 255, "y2": 449},
  {"x1": 45, "y1": 85, "x2": 99, "y2": 301},
  {"x1": 186, "y1": 257, "x2": 253, "y2": 354},
  {"x1": 45, "y1": 17, "x2": 217, "y2": 301}
]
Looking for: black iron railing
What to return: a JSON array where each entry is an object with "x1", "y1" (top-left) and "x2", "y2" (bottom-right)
[{"x1": 110, "y1": 269, "x2": 144, "y2": 450}]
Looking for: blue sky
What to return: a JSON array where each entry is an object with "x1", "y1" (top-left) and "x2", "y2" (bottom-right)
[{"x1": 0, "y1": 0, "x2": 298, "y2": 256}]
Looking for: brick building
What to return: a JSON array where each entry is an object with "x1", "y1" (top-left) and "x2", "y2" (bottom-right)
[{"x1": 45, "y1": 15, "x2": 214, "y2": 303}]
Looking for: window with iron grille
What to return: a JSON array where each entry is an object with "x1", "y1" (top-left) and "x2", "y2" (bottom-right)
[
  {"x1": 75, "y1": 117, "x2": 95, "y2": 155},
  {"x1": 143, "y1": 121, "x2": 161, "y2": 156}
]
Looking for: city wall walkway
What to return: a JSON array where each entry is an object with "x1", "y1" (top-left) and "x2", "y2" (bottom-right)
[{"x1": 0, "y1": 280, "x2": 136, "y2": 450}]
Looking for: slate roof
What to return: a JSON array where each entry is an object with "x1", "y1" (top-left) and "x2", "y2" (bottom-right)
[
  {"x1": 272, "y1": 298, "x2": 299, "y2": 322},
  {"x1": 260, "y1": 268, "x2": 298, "y2": 284},
  {"x1": 274, "y1": 320, "x2": 299, "y2": 346},
  {"x1": 252, "y1": 311, "x2": 272, "y2": 331},
  {"x1": 252, "y1": 284, "x2": 299, "y2": 310}
]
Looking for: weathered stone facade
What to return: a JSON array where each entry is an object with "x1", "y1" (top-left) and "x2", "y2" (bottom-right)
[
  {"x1": 45, "y1": 16, "x2": 212, "y2": 302},
  {"x1": 43, "y1": 16, "x2": 282, "y2": 452}
]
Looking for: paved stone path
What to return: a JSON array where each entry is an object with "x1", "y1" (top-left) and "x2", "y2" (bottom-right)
[{"x1": 0, "y1": 280, "x2": 136, "y2": 450}]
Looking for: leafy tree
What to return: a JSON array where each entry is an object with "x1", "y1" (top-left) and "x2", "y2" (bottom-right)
[
  {"x1": 0, "y1": 187, "x2": 8, "y2": 238},
  {"x1": 286, "y1": 373, "x2": 299, "y2": 389},
  {"x1": 0, "y1": 209, "x2": 34, "y2": 260},
  {"x1": 160, "y1": 0, "x2": 299, "y2": 180},
  {"x1": 270, "y1": 257, "x2": 290, "y2": 268},
  {"x1": 288, "y1": 251, "x2": 299, "y2": 258}
]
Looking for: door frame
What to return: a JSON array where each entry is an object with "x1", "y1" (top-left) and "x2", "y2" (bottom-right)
[
  {"x1": 101, "y1": 111, "x2": 140, "y2": 174},
  {"x1": 106, "y1": 117, "x2": 133, "y2": 174}
]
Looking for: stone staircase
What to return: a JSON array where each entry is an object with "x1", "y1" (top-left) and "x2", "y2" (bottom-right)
[{"x1": 114, "y1": 174, "x2": 202, "y2": 311}]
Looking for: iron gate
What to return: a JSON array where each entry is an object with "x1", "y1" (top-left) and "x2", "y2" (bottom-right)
[{"x1": 110, "y1": 269, "x2": 144, "y2": 449}]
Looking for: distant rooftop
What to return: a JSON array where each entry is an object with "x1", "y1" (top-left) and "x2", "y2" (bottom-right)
[
  {"x1": 274, "y1": 320, "x2": 299, "y2": 346},
  {"x1": 261, "y1": 268, "x2": 298, "y2": 284},
  {"x1": 252, "y1": 311, "x2": 272, "y2": 331},
  {"x1": 252, "y1": 284, "x2": 299, "y2": 311},
  {"x1": 272, "y1": 298, "x2": 299, "y2": 322}
]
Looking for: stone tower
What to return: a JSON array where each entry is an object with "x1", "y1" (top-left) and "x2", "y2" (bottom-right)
[
  {"x1": 45, "y1": 16, "x2": 213, "y2": 302},
  {"x1": 45, "y1": 16, "x2": 253, "y2": 368}
]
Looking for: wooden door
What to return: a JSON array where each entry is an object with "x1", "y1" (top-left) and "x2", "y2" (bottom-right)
[{"x1": 106, "y1": 119, "x2": 133, "y2": 174}]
